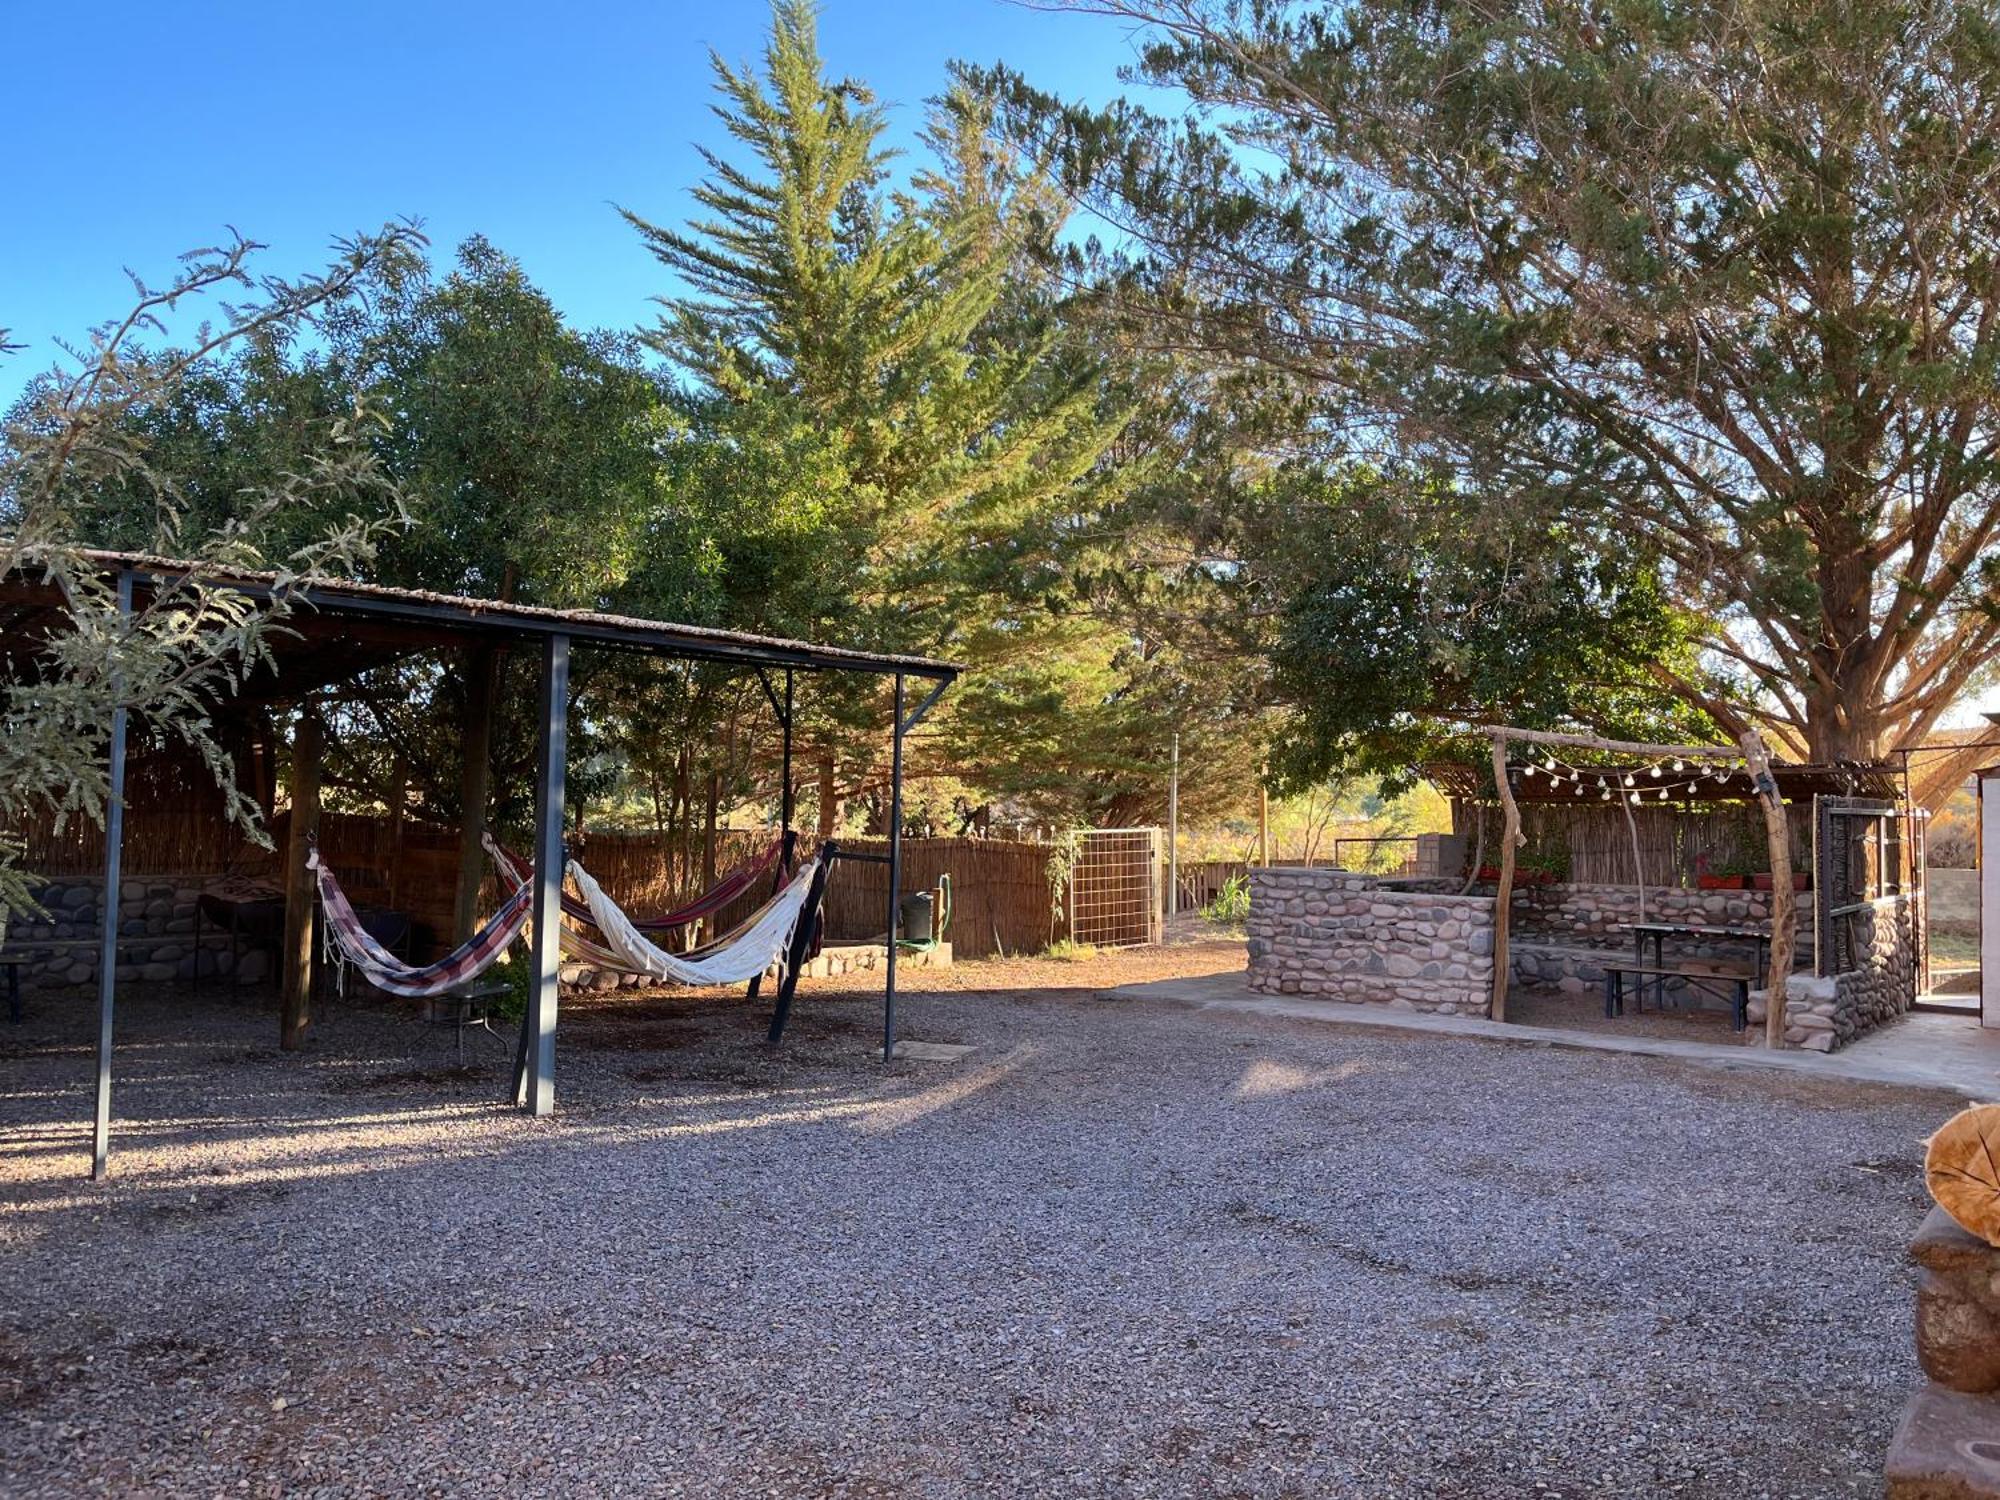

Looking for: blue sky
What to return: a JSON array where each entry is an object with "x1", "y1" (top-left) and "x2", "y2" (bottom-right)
[{"x1": 0, "y1": 0, "x2": 1151, "y2": 405}]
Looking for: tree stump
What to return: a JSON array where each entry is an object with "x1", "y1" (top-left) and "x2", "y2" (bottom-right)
[{"x1": 1925, "y1": 1104, "x2": 2000, "y2": 1247}]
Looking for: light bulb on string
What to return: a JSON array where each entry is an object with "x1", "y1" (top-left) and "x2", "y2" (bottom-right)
[{"x1": 1650, "y1": 765, "x2": 1662, "y2": 778}]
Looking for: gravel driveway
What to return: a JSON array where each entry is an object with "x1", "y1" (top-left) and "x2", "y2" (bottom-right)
[{"x1": 0, "y1": 945, "x2": 1950, "y2": 1498}]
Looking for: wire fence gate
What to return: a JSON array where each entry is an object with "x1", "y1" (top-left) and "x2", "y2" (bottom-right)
[{"x1": 1067, "y1": 828, "x2": 1163, "y2": 948}]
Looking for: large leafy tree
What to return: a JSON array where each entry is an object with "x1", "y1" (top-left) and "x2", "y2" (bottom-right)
[
  {"x1": 621, "y1": 0, "x2": 1174, "y2": 827},
  {"x1": 991, "y1": 0, "x2": 2000, "y2": 763},
  {"x1": 0, "y1": 228, "x2": 420, "y2": 921}
]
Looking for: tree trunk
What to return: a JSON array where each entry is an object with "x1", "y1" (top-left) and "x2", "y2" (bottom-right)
[
  {"x1": 1489, "y1": 735, "x2": 1524, "y2": 1023},
  {"x1": 1739, "y1": 730, "x2": 1797, "y2": 1050},
  {"x1": 280, "y1": 711, "x2": 323, "y2": 1052},
  {"x1": 817, "y1": 750, "x2": 837, "y2": 839}
]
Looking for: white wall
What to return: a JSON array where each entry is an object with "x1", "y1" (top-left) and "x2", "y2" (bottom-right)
[{"x1": 1981, "y1": 769, "x2": 1998, "y2": 1028}]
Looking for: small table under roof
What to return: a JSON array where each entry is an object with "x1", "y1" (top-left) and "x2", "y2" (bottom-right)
[{"x1": 1623, "y1": 921, "x2": 1771, "y2": 1009}]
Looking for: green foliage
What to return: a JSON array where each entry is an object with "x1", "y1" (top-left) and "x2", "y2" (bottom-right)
[
  {"x1": 1262, "y1": 467, "x2": 1718, "y2": 790},
  {"x1": 985, "y1": 0, "x2": 2000, "y2": 760},
  {"x1": 0, "y1": 227, "x2": 422, "y2": 921},
  {"x1": 1201, "y1": 872, "x2": 1250, "y2": 925}
]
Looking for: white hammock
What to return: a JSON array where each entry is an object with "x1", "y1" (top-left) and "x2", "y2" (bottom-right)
[{"x1": 565, "y1": 854, "x2": 821, "y2": 986}]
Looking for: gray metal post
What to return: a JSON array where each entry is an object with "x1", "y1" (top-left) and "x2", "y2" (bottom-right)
[
  {"x1": 522, "y1": 633, "x2": 569, "y2": 1115},
  {"x1": 883, "y1": 673, "x2": 905, "y2": 1063},
  {"x1": 1168, "y1": 730, "x2": 1179, "y2": 919},
  {"x1": 91, "y1": 570, "x2": 134, "y2": 1179},
  {"x1": 781, "y1": 669, "x2": 794, "y2": 832}
]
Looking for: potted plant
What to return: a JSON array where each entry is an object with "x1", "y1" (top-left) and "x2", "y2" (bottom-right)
[{"x1": 1696, "y1": 853, "x2": 1751, "y2": 890}]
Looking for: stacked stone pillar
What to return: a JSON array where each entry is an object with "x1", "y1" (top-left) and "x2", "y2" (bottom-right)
[{"x1": 1885, "y1": 1206, "x2": 2000, "y2": 1497}]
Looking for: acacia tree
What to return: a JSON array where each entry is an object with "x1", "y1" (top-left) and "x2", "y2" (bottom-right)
[
  {"x1": 992, "y1": 0, "x2": 2000, "y2": 761},
  {"x1": 0, "y1": 227, "x2": 421, "y2": 920}
]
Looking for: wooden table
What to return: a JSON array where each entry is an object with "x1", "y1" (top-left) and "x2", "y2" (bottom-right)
[{"x1": 1623, "y1": 921, "x2": 1771, "y2": 1009}]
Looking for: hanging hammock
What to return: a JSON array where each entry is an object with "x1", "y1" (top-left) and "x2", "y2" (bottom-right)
[
  {"x1": 310, "y1": 848, "x2": 532, "y2": 999},
  {"x1": 495, "y1": 838, "x2": 786, "y2": 935},
  {"x1": 564, "y1": 853, "x2": 822, "y2": 987},
  {"x1": 485, "y1": 841, "x2": 727, "y2": 972}
]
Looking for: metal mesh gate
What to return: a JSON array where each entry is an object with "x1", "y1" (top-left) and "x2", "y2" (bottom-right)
[{"x1": 1068, "y1": 828, "x2": 1162, "y2": 948}]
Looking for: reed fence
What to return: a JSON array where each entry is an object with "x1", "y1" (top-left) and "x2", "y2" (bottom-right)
[
  {"x1": 1452, "y1": 800, "x2": 1814, "y2": 886},
  {"x1": 10, "y1": 735, "x2": 1169, "y2": 961},
  {"x1": 818, "y1": 836, "x2": 1060, "y2": 959}
]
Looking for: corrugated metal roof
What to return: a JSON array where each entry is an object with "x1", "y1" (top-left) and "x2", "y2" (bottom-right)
[{"x1": 10, "y1": 550, "x2": 961, "y2": 680}]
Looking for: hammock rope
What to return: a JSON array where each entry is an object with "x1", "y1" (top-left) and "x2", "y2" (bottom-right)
[{"x1": 310, "y1": 847, "x2": 532, "y2": 999}]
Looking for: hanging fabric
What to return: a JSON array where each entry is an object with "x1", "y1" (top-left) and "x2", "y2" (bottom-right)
[
  {"x1": 311, "y1": 848, "x2": 532, "y2": 999},
  {"x1": 564, "y1": 854, "x2": 821, "y2": 986},
  {"x1": 496, "y1": 838, "x2": 785, "y2": 935}
]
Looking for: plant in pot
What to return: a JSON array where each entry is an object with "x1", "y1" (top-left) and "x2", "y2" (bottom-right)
[
  {"x1": 1696, "y1": 852, "x2": 1752, "y2": 890},
  {"x1": 1517, "y1": 847, "x2": 1570, "y2": 887}
]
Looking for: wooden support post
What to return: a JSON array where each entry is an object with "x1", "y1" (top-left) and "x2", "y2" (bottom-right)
[
  {"x1": 453, "y1": 644, "x2": 498, "y2": 944},
  {"x1": 1168, "y1": 732, "x2": 1180, "y2": 917},
  {"x1": 1258, "y1": 785, "x2": 1270, "y2": 866},
  {"x1": 280, "y1": 708, "x2": 323, "y2": 1051},
  {"x1": 1740, "y1": 730, "x2": 1795, "y2": 1049},
  {"x1": 385, "y1": 751, "x2": 408, "y2": 913},
  {"x1": 521, "y1": 635, "x2": 569, "y2": 1114},
  {"x1": 1489, "y1": 734, "x2": 1524, "y2": 1023}
]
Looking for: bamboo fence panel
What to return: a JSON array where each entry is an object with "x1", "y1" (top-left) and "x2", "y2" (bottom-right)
[
  {"x1": 818, "y1": 836, "x2": 1060, "y2": 960},
  {"x1": 1452, "y1": 800, "x2": 1813, "y2": 886}
]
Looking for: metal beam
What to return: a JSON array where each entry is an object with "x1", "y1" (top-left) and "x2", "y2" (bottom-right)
[
  {"x1": 899, "y1": 675, "x2": 950, "y2": 736},
  {"x1": 93, "y1": 560, "x2": 959, "y2": 682},
  {"x1": 91, "y1": 570, "x2": 133, "y2": 1179},
  {"x1": 780, "y1": 669, "x2": 794, "y2": 831},
  {"x1": 883, "y1": 673, "x2": 905, "y2": 1064},
  {"x1": 520, "y1": 634, "x2": 569, "y2": 1116}
]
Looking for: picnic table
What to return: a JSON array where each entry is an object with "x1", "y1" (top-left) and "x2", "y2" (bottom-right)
[
  {"x1": 1613, "y1": 920, "x2": 1770, "y2": 1024},
  {"x1": 1624, "y1": 920, "x2": 1772, "y2": 985}
]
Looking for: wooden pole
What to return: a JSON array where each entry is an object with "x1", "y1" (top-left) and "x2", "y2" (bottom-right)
[
  {"x1": 1489, "y1": 734, "x2": 1524, "y2": 1022},
  {"x1": 1617, "y1": 792, "x2": 1649, "y2": 927},
  {"x1": 385, "y1": 751, "x2": 408, "y2": 913},
  {"x1": 1258, "y1": 785, "x2": 1270, "y2": 866},
  {"x1": 1739, "y1": 730, "x2": 1795, "y2": 1049},
  {"x1": 280, "y1": 708, "x2": 323, "y2": 1052},
  {"x1": 453, "y1": 644, "x2": 498, "y2": 944}
]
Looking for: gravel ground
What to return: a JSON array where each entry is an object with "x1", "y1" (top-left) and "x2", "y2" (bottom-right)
[{"x1": 0, "y1": 942, "x2": 1954, "y2": 1498}]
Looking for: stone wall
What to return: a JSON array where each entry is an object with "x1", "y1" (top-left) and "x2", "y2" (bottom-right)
[
  {"x1": 5, "y1": 876, "x2": 272, "y2": 990},
  {"x1": 1509, "y1": 882, "x2": 1775, "y2": 946},
  {"x1": 1247, "y1": 867, "x2": 1495, "y2": 1015},
  {"x1": 1745, "y1": 895, "x2": 1911, "y2": 1051}
]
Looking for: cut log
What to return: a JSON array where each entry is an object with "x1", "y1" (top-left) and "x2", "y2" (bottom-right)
[{"x1": 1926, "y1": 1104, "x2": 2000, "y2": 1248}]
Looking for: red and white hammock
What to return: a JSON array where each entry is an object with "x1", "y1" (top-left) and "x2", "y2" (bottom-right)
[{"x1": 310, "y1": 847, "x2": 532, "y2": 999}]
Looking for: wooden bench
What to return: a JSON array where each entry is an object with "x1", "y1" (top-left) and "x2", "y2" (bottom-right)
[{"x1": 1603, "y1": 962, "x2": 1752, "y2": 1032}]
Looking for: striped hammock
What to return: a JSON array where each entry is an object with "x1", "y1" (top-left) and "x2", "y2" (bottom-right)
[
  {"x1": 565, "y1": 854, "x2": 821, "y2": 987},
  {"x1": 311, "y1": 848, "x2": 532, "y2": 999}
]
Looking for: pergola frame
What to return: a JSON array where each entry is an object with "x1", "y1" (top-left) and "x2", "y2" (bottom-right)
[{"x1": 3, "y1": 554, "x2": 958, "y2": 1178}]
